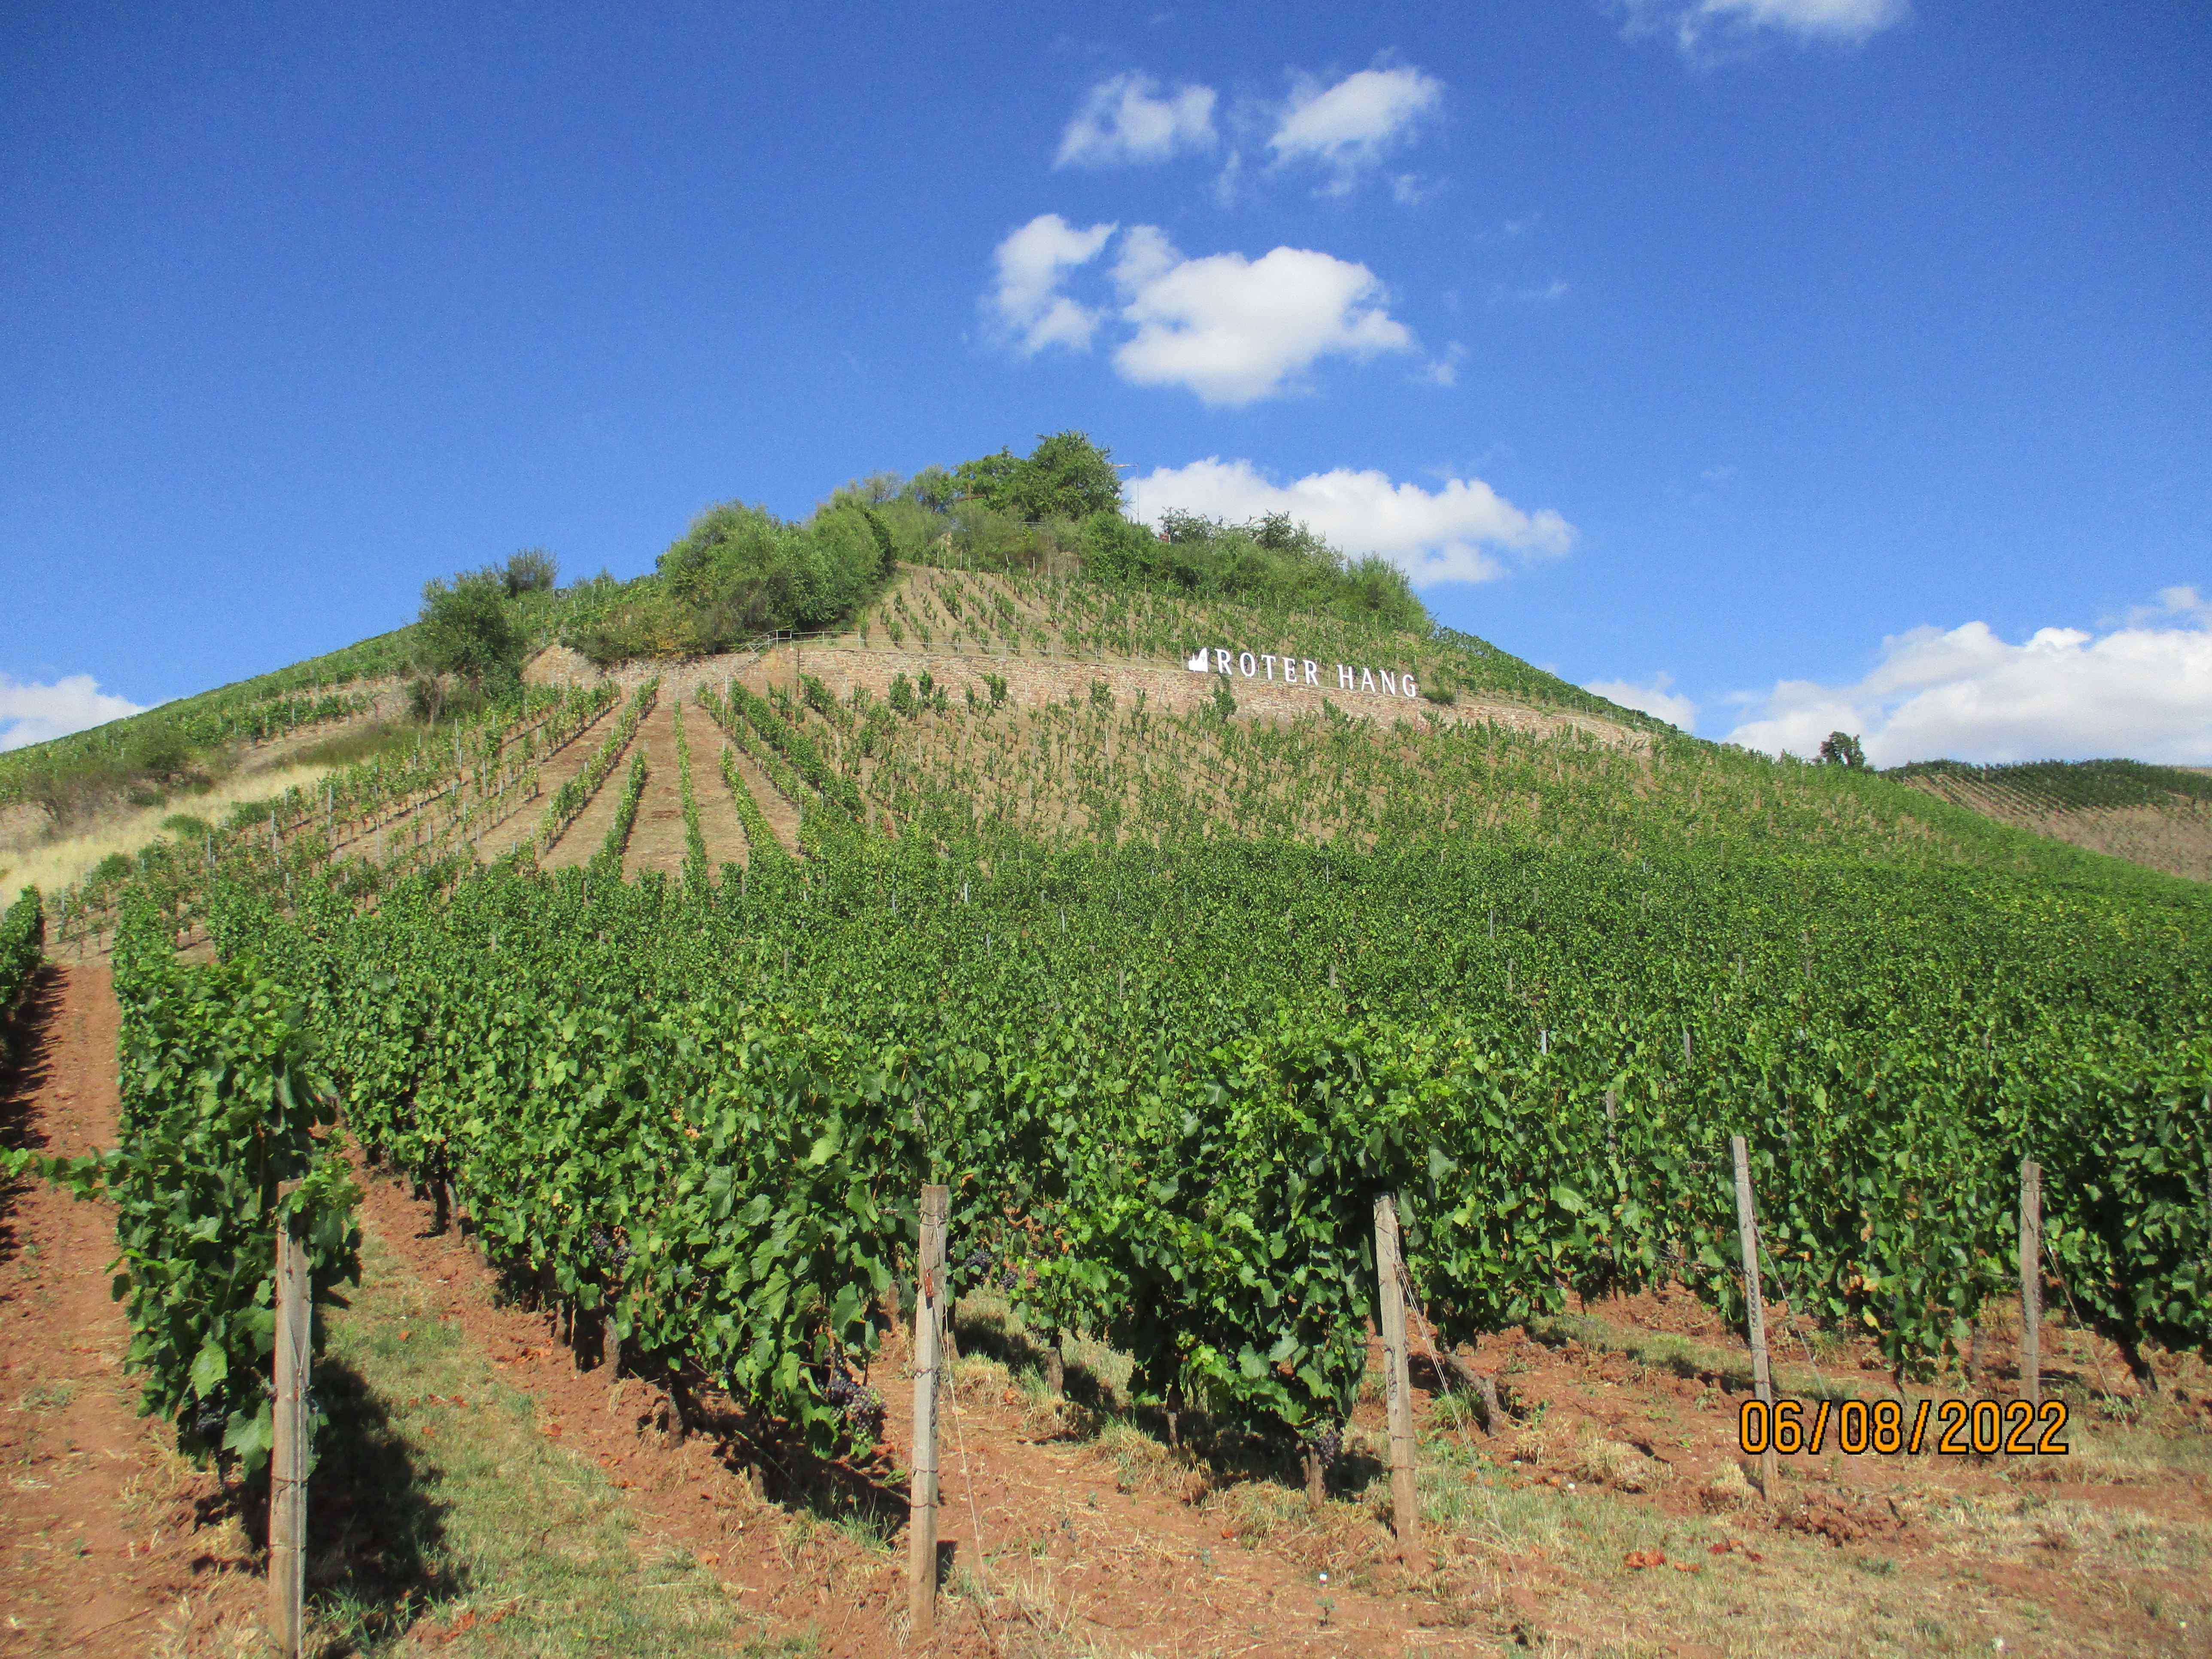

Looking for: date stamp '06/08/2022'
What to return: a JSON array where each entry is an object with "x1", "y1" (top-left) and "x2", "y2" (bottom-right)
[{"x1": 1739, "y1": 1397, "x2": 2071, "y2": 1458}]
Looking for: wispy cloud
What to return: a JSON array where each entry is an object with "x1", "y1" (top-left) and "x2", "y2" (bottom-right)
[
  {"x1": 1128, "y1": 457, "x2": 1572, "y2": 586},
  {"x1": 1586, "y1": 672, "x2": 1697, "y2": 729},
  {"x1": 1723, "y1": 591, "x2": 2212, "y2": 766},
  {"x1": 1620, "y1": 0, "x2": 1910, "y2": 58},
  {"x1": 1419, "y1": 343, "x2": 1468, "y2": 387},
  {"x1": 0, "y1": 672, "x2": 147, "y2": 752},
  {"x1": 1055, "y1": 72, "x2": 1218, "y2": 167},
  {"x1": 1490, "y1": 278, "x2": 1570, "y2": 305},
  {"x1": 985, "y1": 214, "x2": 1117, "y2": 354},
  {"x1": 1267, "y1": 64, "x2": 1445, "y2": 195}
]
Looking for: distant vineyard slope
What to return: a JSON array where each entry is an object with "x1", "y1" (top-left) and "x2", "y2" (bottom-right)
[{"x1": 1891, "y1": 758, "x2": 2212, "y2": 883}]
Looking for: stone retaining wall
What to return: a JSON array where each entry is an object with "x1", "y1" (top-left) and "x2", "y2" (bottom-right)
[{"x1": 525, "y1": 641, "x2": 1644, "y2": 750}]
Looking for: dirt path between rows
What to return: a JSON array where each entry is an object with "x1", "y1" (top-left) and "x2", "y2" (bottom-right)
[
  {"x1": 0, "y1": 967, "x2": 258, "y2": 1657},
  {"x1": 539, "y1": 710, "x2": 647, "y2": 874},
  {"x1": 715, "y1": 741, "x2": 803, "y2": 857},
  {"x1": 617, "y1": 706, "x2": 750, "y2": 881},
  {"x1": 352, "y1": 1164, "x2": 1453, "y2": 1656}
]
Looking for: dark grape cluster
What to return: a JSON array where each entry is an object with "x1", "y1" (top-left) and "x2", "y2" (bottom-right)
[
  {"x1": 191, "y1": 1398, "x2": 228, "y2": 1448},
  {"x1": 588, "y1": 1224, "x2": 629, "y2": 1273},
  {"x1": 1000, "y1": 1265, "x2": 1018, "y2": 1292},
  {"x1": 960, "y1": 1243, "x2": 991, "y2": 1276},
  {"x1": 824, "y1": 1363, "x2": 885, "y2": 1441},
  {"x1": 1307, "y1": 1424, "x2": 1343, "y2": 1468}
]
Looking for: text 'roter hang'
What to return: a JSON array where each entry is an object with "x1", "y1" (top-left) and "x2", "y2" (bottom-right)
[{"x1": 1187, "y1": 646, "x2": 1420, "y2": 700}]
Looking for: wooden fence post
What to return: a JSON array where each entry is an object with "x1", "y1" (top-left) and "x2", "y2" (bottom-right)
[
  {"x1": 2019, "y1": 1158, "x2": 2042, "y2": 1411},
  {"x1": 908, "y1": 1184, "x2": 948, "y2": 1637},
  {"x1": 1374, "y1": 1193, "x2": 1420, "y2": 1561},
  {"x1": 1730, "y1": 1136, "x2": 1780, "y2": 1496},
  {"x1": 269, "y1": 1182, "x2": 310, "y2": 1656}
]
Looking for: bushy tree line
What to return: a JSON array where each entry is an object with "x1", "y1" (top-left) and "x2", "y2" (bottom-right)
[{"x1": 559, "y1": 431, "x2": 1428, "y2": 665}]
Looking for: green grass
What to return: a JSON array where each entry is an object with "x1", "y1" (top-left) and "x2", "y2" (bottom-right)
[{"x1": 310, "y1": 1231, "x2": 809, "y2": 1657}]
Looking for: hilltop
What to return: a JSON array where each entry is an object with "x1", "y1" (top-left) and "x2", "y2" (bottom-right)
[{"x1": 5, "y1": 430, "x2": 2206, "y2": 915}]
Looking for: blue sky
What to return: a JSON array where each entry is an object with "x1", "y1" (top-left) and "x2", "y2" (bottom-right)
[{"x1": 4, "y1": 2, "x2": 2207, "y2": 762}]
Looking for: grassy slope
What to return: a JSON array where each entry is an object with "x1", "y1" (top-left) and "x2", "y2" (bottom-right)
[{"x1": 0, "y1": 585, "x2": 578, "y2": 819}]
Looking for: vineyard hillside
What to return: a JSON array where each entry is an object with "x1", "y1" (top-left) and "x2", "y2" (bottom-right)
[
  {"x1": 12, "y1": 560, "x2": 2210, "y2": 926},
  {"x1": 1893, "y1": 758, "x2": 2212, "y2": 884},
  {"x1": 6, "y1": 493, "x2": 2212, "y2": 1658}
]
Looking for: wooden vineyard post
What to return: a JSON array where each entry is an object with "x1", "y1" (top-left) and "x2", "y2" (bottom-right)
[
  {"x1": 1730, "y1": 1136, "x2": 1780, "y2": 1496},
  {"x1": 1374, "y1": 1193, "x2": 1420, "y2": 1561},
  {"x1": 2019, "y1": 1158, "x2": 2042, "y2": 1411},
  {"x1": 908, "y1": 1183, "x2": 948, "y2": 1637},
  {"x1": 269, "y1": 1182, "x2": 310, "y2": 1656}
]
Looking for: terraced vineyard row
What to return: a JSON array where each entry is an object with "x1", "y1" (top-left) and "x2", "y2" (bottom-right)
[{"x1": 181, "y1": 802, "x2": 2209, "y2": 1475}]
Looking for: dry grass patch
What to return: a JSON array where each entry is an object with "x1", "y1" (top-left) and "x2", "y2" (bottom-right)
[
  {"x1": 1573, "y1": 1436, "x2": 1671, "y2": 1495},
  {"x1": 0, "y1": 762, "x2": 340, "y2": 908}
]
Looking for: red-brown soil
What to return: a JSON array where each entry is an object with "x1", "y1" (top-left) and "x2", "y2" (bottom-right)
[
  {"x1": 6, "y1": 967, "x2": 2209, "y2": 1657},
  {"x1": 0, "y1": 966, "x2": 260, "y2": 1656},
  {"x1": 352, "y1": 1163, "x2": 1436, "y2": 1656}
]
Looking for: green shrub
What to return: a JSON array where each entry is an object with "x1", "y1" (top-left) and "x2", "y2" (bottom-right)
[
  {"x1": 567, "y1": 500, "x2": 890, "y2": 665},
  {"x1": 953, "y1": 431, "x2": 1122, "y2": 521}
]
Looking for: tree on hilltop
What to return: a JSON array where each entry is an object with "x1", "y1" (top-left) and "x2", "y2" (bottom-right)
[
  {"x1": 1819, "y1": 731, "x2": 1868, "y2": 769},
  {"x1": 953, "y1": 431, "x2": 1122, "y2": 521},
  {"x1": 413, "y1": 571, "x2": 523, "y2": 717},
  {"x1": 498, "y1": 547, "x2": 558, "y2": 596}
]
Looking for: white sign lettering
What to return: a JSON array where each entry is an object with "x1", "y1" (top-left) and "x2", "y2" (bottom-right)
[{"x1": 1188, "y1": 646, "x2": 1419, "y2": 701}]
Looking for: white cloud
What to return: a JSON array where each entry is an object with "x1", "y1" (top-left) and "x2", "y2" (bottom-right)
[
  {"x1": 1112, "y1": 233, "x2": 1414, "y2": 406},
  {"x1": 1587, "y1": 673, "x2": 1697, "y2": 729},
  {"x1": 1055, "y1": 73, "x2": 1218, "y2": 167},
  {"x1": 2124, "y1": 584, "x2": 2212, "y2": 628},
  {"x1": 1268, "y1": 65, "x2": 1445, "y2": 194},
  {"x1": 1419, "y1": 343, "x2": 1468, "y2": 387},
  {"x1": 985, "y1": 219, "x2": 1419, "y2": 404},
  {"x1": 1127, "y1": 457, "x2": 1573, "y2": 586},
  {"x1": 1724, "y1": 595, "x2": 2212, "y2": 766},
  {"x1": 1623, "y1": 0, "x2": 1909, "y2": 54},
  {"x1": 0, "y1": 673, "x2": 147, "y2": 752},
  {"x1": 986, "y1": 214, "x2": 1117, "y2": 355}
]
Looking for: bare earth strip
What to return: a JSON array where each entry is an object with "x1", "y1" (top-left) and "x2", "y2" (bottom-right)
[
  {"x1": 471, "y1": 701, "x2": 622, "y2": 864},
  {"x1": 617, "y1": 705, "x2": 755, "y2": 882},
  {"x1": 688, "y1": 745, "x2": 753, "y2": 874},
  {"x1": 539, "y1": 713, "x2": 647, "y2": 872},
  {"x1": 0, "y1": 966, "x2": 263, "y2": 1656},
  {"x1": 717, "y1": 742, "x2": 803, "y2": 857}
]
